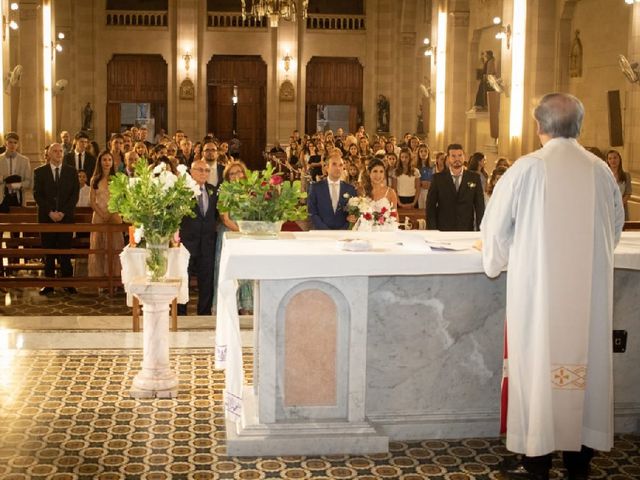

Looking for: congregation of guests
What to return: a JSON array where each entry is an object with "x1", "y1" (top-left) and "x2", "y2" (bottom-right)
[{"x1": 0, "y1": 122, "x2": 635, "y2": 311}]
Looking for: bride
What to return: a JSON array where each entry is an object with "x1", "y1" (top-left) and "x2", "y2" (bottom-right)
[{"x1": 348, "y1": 158, "x2": 398, "y2": 230}]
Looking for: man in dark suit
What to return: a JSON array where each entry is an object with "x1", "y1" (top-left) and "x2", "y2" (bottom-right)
[
  {"x1": 64, "y1": 131, "x2": 96, "y2": 182},
  {"x1": 426, "y1": 143, "x2": 485, "y2": 231},
  {"x1": 307, "y1": 155, "x2": 357, "y2": 230},
  {"x1": 33, "y1": 143, "x2": 80, "y2": 295},
  {"x1": 178, "y1": 159, "x2": 218, "y2": 315}
]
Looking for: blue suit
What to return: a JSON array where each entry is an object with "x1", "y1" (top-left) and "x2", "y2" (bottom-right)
[{"x1": 307, "y1": 179, "x2": 357, "y2": 230}]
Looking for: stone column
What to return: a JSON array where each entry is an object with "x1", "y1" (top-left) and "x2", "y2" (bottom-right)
[
  {"x1": 129, "y1": 280, "x2": 181, "y2": 398},
  {"x1": 445, "y1": 5, "x2": 470, "y2": 147},
  {"x1": 175, "y1": 0, "x2": 198, "y2": 137},
  {"x1": 15, "y1": 0, "x2": 45, "y2": 158}
]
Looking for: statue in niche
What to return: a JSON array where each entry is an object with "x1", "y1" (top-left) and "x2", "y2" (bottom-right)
[
  {"x1": 569, "y1": 30, "x2": 583, "y2": 78},
  {"x1": 377, "y1": 94, "x2": 390, "y2": 133},
  {"x1": 471, "y1": 50, "x2": 496, "y2": 111},
  {"x1": 81, "y1": 102, "x2": 93, "y2": 131}
]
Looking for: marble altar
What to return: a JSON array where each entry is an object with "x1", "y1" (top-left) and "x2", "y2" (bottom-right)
[{"x1": 216, "y1": 231, "x2": 640, "y2": 456}]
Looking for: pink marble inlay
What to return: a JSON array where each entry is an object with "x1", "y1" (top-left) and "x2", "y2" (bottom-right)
[{"x1": 284, "y1": 289, "x2": 337, "y2": 407}]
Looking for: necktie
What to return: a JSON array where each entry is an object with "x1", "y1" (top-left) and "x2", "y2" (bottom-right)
[
  {"x1": 330, "y1": 182, "x2": 339, "y2": 212},
  {"x1": 8, "y1": 154, "x2": 13, "y2": 176},
  {"x1": 54, "y1": 167, "x2": 60, "y2": 184},
  {"x1": 199, "y1": 186, "x2": 208, "y2": 216},
  {"x1": 454, "y1": 175, "x2": 461, "y2": 191}
]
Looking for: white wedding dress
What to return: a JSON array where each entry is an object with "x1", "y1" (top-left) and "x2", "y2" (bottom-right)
[{"x1": 354, "y1": 193, "x2": 398, "y2": 232}]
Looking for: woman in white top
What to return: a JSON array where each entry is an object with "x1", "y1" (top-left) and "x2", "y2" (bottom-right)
[
  {"x1": 606, "y1": 149, "x2": 632, "y2": 220},
  {"x1": 362, "y1": 158, "x2": 398, "y2": 209},
  {"x1": 393, "y1": 148, "x2": 420, "y2": 208}
]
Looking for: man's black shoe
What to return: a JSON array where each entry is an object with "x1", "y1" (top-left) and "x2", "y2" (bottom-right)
[
  {"x1": 499, "y1": 462, "x2": 549, "y2": 480},
  {"x1": 39, "y1": 287, "x2": 54, "y2": 295},
  {"x1": 64, "y1": 287, "x2": 78, "y2": 294}
]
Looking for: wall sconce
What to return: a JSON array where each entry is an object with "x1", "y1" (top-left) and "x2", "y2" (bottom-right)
[
  {"x1": 495, "y1": 24, "x2": 512, "y2": 49},
  {"x1": 283, "y1": 52, "x2": 292, "y2": 73},
  {"x1": 182, "y1": 51, "x2": 192, "y2": 76},
  {"x1": 232, "y1": 85, "x2": 238, "y2": 105}
]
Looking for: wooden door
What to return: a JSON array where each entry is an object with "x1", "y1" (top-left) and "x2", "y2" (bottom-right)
[
  {"x1": 207, "y1": 55, "x2": 267, "y2": 171},
  {"x1": 305, "y1": 57, "x2": 363, "y2": 134},
  {"x1": 106, "y1": 54, "x2": 168, "y2": 141}
]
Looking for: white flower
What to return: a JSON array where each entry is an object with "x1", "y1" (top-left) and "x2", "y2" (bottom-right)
[
  {"x1": 176, "y1": 164, "x2": 188, "y2": 176},
  {"x1": 184, "y1": 174, "x2": 201, "y2": 197},
  {"x1": 158, "y1": 170, "x2": 178, "y2": 191},
  {"x1": 343, "y1": 193, "x2": 350, "y2": 199},
  {"x1": 152, "y1": 164, "x2": 164, "y2": 175},
  {"x1": 128, "y1": 177, "x2": 140, "y2": 187},
  {"x1": 134, "y1": 226, "x2": 144, "y2": 244}
]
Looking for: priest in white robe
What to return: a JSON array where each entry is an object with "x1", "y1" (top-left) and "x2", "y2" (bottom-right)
[{"x1": 481, "y1": 93, "x2": 624, "y2": 480}]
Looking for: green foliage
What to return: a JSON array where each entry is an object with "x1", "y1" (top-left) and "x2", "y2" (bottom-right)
[
  {"x1": 107, "y1": 159, "x2": 198, "y2": 238},
  {"x1": 217, "y1": 163, "x2": 307, "y2": 222}
]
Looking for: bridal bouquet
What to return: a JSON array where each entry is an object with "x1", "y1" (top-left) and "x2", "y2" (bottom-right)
[{"x1": 347, "y1": 195, "x2": 398, "y2": 231}]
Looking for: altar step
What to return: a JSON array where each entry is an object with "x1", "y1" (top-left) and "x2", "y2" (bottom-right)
[
  {"x1": 0, "y1": 314, "x2": 254, "y2": 331},
  {"x1": 0, "y1": 328, "x2": 255, "y2": 350}
]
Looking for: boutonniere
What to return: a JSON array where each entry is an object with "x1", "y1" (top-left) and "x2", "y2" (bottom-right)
[
  {"x1": 467, "y1": 182, "x2": 476, "y2": 188},
  {"x1": 343, "y1": 193, "x2": 351, "y2": 199},
  {"x1": 206, "y1": 187, "x2": 215, "y2": 197}
]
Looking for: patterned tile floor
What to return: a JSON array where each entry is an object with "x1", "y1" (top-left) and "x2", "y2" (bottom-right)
[
  {"x1": 1, "y1": 348, "x2": 638, "y2": 479},
  {"x1": 0, "y1": 288, "x2": 201, "y2": 317}
]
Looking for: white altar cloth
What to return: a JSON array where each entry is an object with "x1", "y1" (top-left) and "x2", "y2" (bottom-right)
[{"x1": 215, "y1": 231, "x2": 640, "y2": 420}]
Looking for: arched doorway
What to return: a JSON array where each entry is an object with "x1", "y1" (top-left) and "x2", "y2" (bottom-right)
[
  {"x1": 207, "y1": 55, "x2": 267, "y2": 170},
  {"x1": 106, "y1": 54, "x2": 168, "y2": 141},
  {"x1": 305, "y1": 57, "x2": 363, "y2": 134}
]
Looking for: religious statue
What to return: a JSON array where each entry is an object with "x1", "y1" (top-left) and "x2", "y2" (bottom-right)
[
  {"x1": 569, "y1": 30, "x2": 583, "y2": 78},
  {"x1": 81, "y1": 102, "x2": 93, "y2": 131},
  {"x1": 377, "y1": 94, "x2": 389, "y2": 133},
  {"x1": 471, "y1": 50, "x2": 496, "y2": 111}
]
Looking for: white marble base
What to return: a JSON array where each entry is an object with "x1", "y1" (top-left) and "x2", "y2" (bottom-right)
[
  {"x1": 227, "y1": 386, "x2": 388, "y2": 457},
  {"x1": 127, "y1": 280, "x2": 181, "y2": 399}
]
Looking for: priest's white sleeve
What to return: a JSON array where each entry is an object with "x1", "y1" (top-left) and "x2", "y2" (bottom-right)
[{"x1": 480, "y1": 168, "x2": 517, "y2": 278}]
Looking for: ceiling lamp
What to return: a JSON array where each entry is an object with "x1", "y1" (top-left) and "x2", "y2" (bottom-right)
[{"x1": 241, "y1": 0, "x2": 308, "y2": 28}]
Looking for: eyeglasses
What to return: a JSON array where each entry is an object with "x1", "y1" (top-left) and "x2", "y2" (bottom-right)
[{"x1": 192, "y1": 167, "x2": 211, "y2": 172}]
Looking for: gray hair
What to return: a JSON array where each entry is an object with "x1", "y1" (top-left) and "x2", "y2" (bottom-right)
[{"x1": 533, "y1": 93, "x2": 584, "y2": 139}]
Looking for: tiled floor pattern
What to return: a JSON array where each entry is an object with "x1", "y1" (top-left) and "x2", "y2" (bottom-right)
[
  {"x1": 0, "y1": 288, "x2": 202, "y2": 317},
  {"x1": 0, "y1": 348, "x2": 638, "y2": 479}
]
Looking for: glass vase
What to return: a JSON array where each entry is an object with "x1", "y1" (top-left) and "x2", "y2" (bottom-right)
[
  {"x1": 236, "y1": 220, "x2": 284, "y2": 238},
  {"x1": 145, "y1": 233, "x2": 171, "y2": 281}
]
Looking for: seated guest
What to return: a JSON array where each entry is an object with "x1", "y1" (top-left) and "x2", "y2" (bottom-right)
[
  {"x1": 76, "y1": 170, "x2": 91, "y2": 207},
  {"x1": 307, "y1": 155, "x2": 357, "y2": 230},
  {"x1": 109, "y1": 134, "x2": 126, "y2": 173},
  {"x1": 133, "y1": 141, "x2": 149, "y2": 163},
  {"x1": 394, "y1": 148, "x2": 420, "y2": 209},
  {"x1": 486, "y1": 166, "x2": 508, "y2": 198},
  {"x1": 33, "y1": 143, "x2": 79, "y2": 295},
  {"x1": 606, "y1": 149, "x2": 632, "y2": 220},
  {"x1": 124, "y1": 151, "x2": 139, "y2": 176},
  {"x1": 88, "y1": 151, "x2": 124, "y2": 285},
  {"x1": 178, "y1": 159, "x2": 218, "y2": 316}
]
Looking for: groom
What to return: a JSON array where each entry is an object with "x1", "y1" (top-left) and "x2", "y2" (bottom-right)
[{"x1": 307, "y1": 155, "x2": 357, "y2": 230}]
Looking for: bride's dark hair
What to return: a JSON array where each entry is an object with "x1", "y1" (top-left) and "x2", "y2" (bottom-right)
[{"x1": 362, "y1": 157, "x2": 386, "y2": 198}]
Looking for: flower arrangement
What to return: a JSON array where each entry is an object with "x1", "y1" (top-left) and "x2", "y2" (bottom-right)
[
  {"x1": 108, "y1": 159, "x2": 200, "y2": 280},
  {"x1": 217, "y1": 163, "x2": 307, "y2": 223}
]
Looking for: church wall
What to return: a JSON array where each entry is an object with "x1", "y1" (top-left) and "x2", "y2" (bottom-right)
[{"x1": 568, "y1": 0, "x2": 629, "y2": 155}]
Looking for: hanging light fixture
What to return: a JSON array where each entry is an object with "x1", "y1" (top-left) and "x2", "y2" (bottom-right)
[{"x1": 241, "y1": 0, "x2": 308, "y2": 28}]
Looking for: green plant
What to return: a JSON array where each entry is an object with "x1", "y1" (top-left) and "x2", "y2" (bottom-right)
[
  {"x1": 217, "y1": 163, "x2": 307, "y2": 222},
  {"x1": 108, "y1": 159, "x2": 199, "y2": 239}
]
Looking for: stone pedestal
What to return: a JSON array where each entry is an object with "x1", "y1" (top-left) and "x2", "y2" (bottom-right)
[{"x1": 128, "y1": 279, "x2": 181, "y2": 398}]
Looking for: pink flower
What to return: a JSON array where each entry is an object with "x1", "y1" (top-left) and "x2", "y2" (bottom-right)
[
  {"x1": 270, "y1": 175, "x2": 283, "y2": 186},
  {"x1": 378, "y1": 217, "x2": 385, "y2": 225}
]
